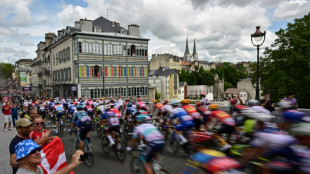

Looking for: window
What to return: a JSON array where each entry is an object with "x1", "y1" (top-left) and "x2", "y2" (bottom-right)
[
  {"x1": 94, "y1": 65, "x2": 100, "y2": 77},
  {"x1": 95, "y1": 26, "x2": 101, "y2": 32},
  {"x1": 66, "y1": 47, "x2": 70, "y2": 60},
  {"x1": 130, "y1": 45, "x2": 136, "y2": 56},
  {"x1": 79, "y1": 42, "x2": 82, "y2": 53},
  {"x1": 104, "y1": 44, "x2": 113, "y2": 55}
]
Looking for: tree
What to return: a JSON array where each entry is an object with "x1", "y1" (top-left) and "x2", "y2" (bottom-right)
[
  {"x1": 179, "y1": 69, "x2": 197, "y2": 85},
  {"x1": 155, "y1": 88, "x2": 161, "y2": 100},
  {"x1": 0, "y1": 63, "x2": 14, "y2": 79},
  {"x1": 260, "y1": 12, "x2": 310, "y2": 108}
]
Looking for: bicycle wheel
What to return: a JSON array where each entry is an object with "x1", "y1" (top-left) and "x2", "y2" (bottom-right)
[
  {"x1": 167, "y1": 134, "x2": 179, "y2": 154},
  {"x1": 101, "y1": 136, "x2": 110, "y2": 154},
  {"x1": 116, "y1": 141, "x2": 126, "y2": 161},
  {"x1": 74, "y1": 138, "x2": 79, "y2": 150},
  {"x1": 85, "y1": 144, "x2": 94, "y2": 167},
  {"x1": 96, "y1": 123, "x2": 102, "y2": 137},
  {"x1": 159, "y1": 168, "x2": 170, "y2": 174},
  {"x1": 130, "y1": 157, "x2": 145, "y2": 174},
  {"x1": 58, "y1": 122, "x2": 63, "y2": 136}
]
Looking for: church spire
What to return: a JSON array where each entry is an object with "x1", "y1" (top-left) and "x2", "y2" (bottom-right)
[
  {"x1": 184, "y1": 37, "x2": 190, "y2": 61},
  {"x1": 192, "y1": 38, "x2": 198, "y2": 61}
]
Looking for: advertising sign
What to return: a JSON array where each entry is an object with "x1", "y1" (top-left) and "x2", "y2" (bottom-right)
[{"x1": 20, "y1": 72, "x2": 27, "y2": 87}]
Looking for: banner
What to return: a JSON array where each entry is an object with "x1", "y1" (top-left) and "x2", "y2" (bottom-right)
[
  {"x1": 20, "y1": 72, "x2": 27, "y2": 87},
  {"x1": 39, "y1": 137, "x2": 74, "y2": 174}
]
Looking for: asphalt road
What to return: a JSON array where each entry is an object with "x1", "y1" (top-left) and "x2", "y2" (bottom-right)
[{"x1": 47, "y1": 119, "x2": 188, "y2": 174}]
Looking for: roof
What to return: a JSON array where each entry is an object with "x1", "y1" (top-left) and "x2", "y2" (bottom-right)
[
  {"x1": 148, "y1": 66, "x2": 177, "y2": 77},
  {"x1": 93, "y1": 16, "x2": 127, "y2": 33},
  {"x1": 15, "y1": 59, "x2": 33, "y2": 64},
  {"x1": 179, "y1": 81, "x2": 187, "y2": 86},
  {"x1": 224, "y1": 88, "x2": 243, "y2": 94},
  {"x1": 181, "y1": 61, "x2": 190, "y2": 66}
]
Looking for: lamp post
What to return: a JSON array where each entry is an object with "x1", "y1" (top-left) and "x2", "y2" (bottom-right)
[{"x1": 251, "y1": 26, "x2": 266, "y2": 100}]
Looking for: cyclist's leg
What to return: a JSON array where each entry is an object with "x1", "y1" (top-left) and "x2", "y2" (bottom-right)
[{"x1": 79, "y1": 128, "x2": 86, "y2": 151}]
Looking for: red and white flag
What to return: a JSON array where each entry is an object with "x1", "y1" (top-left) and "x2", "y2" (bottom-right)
[{"x1": 39, "y1": 137, "x2": 75, "y2": 174}]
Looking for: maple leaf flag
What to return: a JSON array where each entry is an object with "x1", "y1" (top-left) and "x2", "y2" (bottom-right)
[{"x1": 39, "y1": 137, "x2": 75, "y2": 174}]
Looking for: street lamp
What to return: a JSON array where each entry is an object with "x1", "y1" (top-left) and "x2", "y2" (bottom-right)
[{"x1": 251, "y1": 26, "x2": 266, "y2": 100}]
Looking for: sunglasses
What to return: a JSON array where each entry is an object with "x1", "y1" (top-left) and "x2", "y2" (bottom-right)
[
  {"x1": 35, "y1": 122, "x2": 44, "y2": 126},
  {"x1": 30, "y1": 147, "x2": 42, "y2": 154}
]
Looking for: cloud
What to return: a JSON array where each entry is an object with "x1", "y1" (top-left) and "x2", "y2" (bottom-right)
[
  {"x1": 19, "y1": 41, "x2": 34, "y2": 46},
  {"x1": 0, "y1": 47, "x2": 30, "y2": 63},
  {"x1": 274, "y1": 0, "x2": 310, "y2": 20}
]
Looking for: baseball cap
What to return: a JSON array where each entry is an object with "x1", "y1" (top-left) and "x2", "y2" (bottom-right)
[
  {"x1": 15, "y1": 139, "x2": 41, "y2": 160},
  {"x1": 16, "y1": 118, "x2": 33, "y2": 127}
]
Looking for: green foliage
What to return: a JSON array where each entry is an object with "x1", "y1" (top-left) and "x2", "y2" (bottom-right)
[
  {"x1": 179, "y1": 68, "x2": 214, "y2": 86},
  {"x1": 155, "y1": 88, "x2": 161, "y2": 100},
  {"x1": 260, "y1": 12, "x2": 310, "y2": 108},
  {"x1": 0, "y1": 63, "x2": 14, "y2": 79},
  {"x1": 213, "y1": 63, "x2": 249, "y2": 87},
  {"x1": 224, "y1": 81, "x2": 233, "y2": 91}
]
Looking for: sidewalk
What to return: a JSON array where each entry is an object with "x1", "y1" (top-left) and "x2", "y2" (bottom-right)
[{"x1": 0, "y1": 104, "x2": 17, "y2": 174}]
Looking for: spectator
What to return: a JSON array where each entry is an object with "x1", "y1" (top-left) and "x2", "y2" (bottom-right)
[
  {"x1": 260, "y1": 93, "x2": 275, "y2": 113},
  {"x1": 29, "y1": 116, "x2": 51, "y2": 142},
  {"x1": 3, "y1": 100, "x2": 12, "y2": 131},
  {"x1": 11, "y1": 103, "x2": 19, "y2": 128},
  {"x1": 9, "y1": 118, "x2": 34, "y2": 174},
  {"x1": 201, "y1": 92, "x2": 210, "y2": 106},
  {"x1": 117, "y1": 95, "x2": 124, "y2": 112},
  {"x1": 283, "y1": 92, "x2": 298, "y2": 110},
  {"x1": 15, "y1": 139, "x2": 83, "y2": 174},
  {"x1": 29, "y1": 108, "x2": 39, "y2": 121}
]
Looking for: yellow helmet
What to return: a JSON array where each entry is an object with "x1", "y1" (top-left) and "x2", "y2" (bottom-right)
[
  {"x1": 181, "y1": 99, "x2": 190, "y2": 104},
  {"x1": 209, "y1": 104, "x2": 219, "y2": 110},
  {"x1": 153, "y1": 100, "x2": 159, "y2": 103}
]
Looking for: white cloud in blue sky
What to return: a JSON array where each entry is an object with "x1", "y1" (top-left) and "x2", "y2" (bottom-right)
[{"x1": 0, "y1": 0, "x2": 309, "y2": 64}]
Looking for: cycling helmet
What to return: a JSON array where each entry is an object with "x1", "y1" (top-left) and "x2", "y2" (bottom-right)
[
  {"x1": 201, "y1": 92, "x2": 206, "y2": 96},
  {"x1": 281, "y1": 110, "x2": 307, "y2": 123},
  {"x1": 76, "y1": 105, "x2": 83, "y2": 110},
  {"x1": 70, "y1": 101, "x2": 73, "y2": 104},
  {"x1": 99, "y1": 101, "x2": 104, "y2": 105},
  {"x1": 104, "y1": 105, "x2": 111, "y2": 110},
  {"x1": 209, "y1": 104, "x2": 219, "y2": 110},
  {"x1": 127, "y1": 102, "x2": 133, "y2": 107},
  {"x1": 141, "y1": 106, "x2": 147, "y2": 110},
  {"x1": 86, "y1": 102, "x2": 90, "y2": 105},
  {"x1": 104, "y1": 100, "x2": 109, "y2": 104},
  {"x1": 230, "y1": 99, "x2": 237, "y2": 104},
  {"x1": 56, "y1": 101, "x2": 60, "y2": 104},
  {"x1": 277, "y1": 101, "x2": 292, "y2": 109},
  {"x1": 254, "y1": 113, "x2": 275, "y2": 122},
  {"x1": 171, "y1": 101, "x2": 178, "y2": 106},
  {"x1": 189, "y1": 132, "x2": 212, "y2": 145},
  {"x1": 291, "y1": 123, "x2": 310, "y2": 137},
  {"x1": 248, "y1": 99, "x2": 260, "y2": 106},
  {"x1": 153, "y1": 100, "x2": 159, "y2": 103},
  {"x1": 136, "y1": 114, "x2": 147, "y2": 123},
  {"x1": 163, "y1": 100, "x2": 169, "y2": 104},
  {"x1": 195, "y1": 102, "x2": 201, "y2": 106},
  {"x1": 181, "y1": 99, "x2": 190, "y2": 104},
  {"x1": 137, "y1": 98, "x2": 142, "y2": 101},
  {"x1": 136, "y1": 104, "x2": 142, "y2": 109}
]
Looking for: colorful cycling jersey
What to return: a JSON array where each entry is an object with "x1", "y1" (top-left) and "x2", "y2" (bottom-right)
[
  {"x1": 251, "y1": 106, "x2": 272, "y2": 115},
  {"x1": 281, "y1": 110, "x2": 307, "y2": 123},
  {"x1": 101, "y1": 111, "x2": 120, "y2": 126},
  {"x1": 110, "y1": 108, "x2": 121, "y2": 117},
  {"x1": 162, "y1": 104, "x2": 173, "y2": 112},
  {"x1": 183, "y1": 150, "x2": 240, "y2": 173},
  {"x1": 250, "y1": 132, "x2": 296, "y2": 150},
  {"x1": 133, "y1": 123, "x2": 164, "y2": 143},
  {"x1": 154, "y1": 103, "x2": 163, "y2": 111},
  {"x1": 39, "y1": 105, "x2": 45, "y2": 112},
  {"x1": 126, "y1": 107, "x2": 137, "y2": 118},
  {"x1": 54, "y1": 104, "x2": 64, "y2": 113},
  {"x1": 211, "y1": 110, "x2": 236, "y2": 126},
  {"x1": 49, "y1": 102, "x2": 55, "y2": 110},
  {"x1": 81, "y1": 115, "x2": 91, "y2": 122},
  {"x1": 169, "y1": 108, "x2": 194, "y2": 127},
  {"x1": 291, "y1": 144, "x2": 310, "y2": 173},
  {"x1": 182, "y1": 104, "x2": 201, "y2": 119},
  {"x1": 97, "y1": 105, "x2": 105, "y2": 113},
  {"x1": 137, "y1": 101, "x2": 146, "y2": 108},
  {"x1": 73, "y1": 111, "x2": 88, "y2": 122},
  {"x1": 85, "y1": 105, "x2": 93, "y2": 112}
]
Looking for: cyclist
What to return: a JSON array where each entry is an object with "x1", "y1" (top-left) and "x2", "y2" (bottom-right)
[
  {"x1": 110, "y1": 103, "x2": 122, "y2": 118},
  {"x1": 127, "y1": 114, "x2": 165, "y2": 174},
  {"x1": 208, "y1": 104, "x2": 236, "y2": 150},
  {"x1": 54, "y1": 101, "x2": 64, "y2": 133},
  {"x1": 79, "y1": 112, "x2": 92, "y2": 151},
  {"x1": 181, "y1": 99, "x2": 202, "y2": 131},
  {"x1": 195, "y1": 102, "x2": 211, "y2": 131},
  {"x1": 100, "y1": 105, "x2": 120, "y2": 147},
  {"x1": 182, "y1": 132, "x2": 241, "y2": 174},
  {"x1": 161, "y1": 100, "x2": 172, "y2": 120},
  {"x1": 85, "y1": 102, "x2": 94, "y2": 118},
  {"x1": 168, "y1": 101, "x2": 194, "y2": 152},
  {"x1": 291, "y1": 123, "x2": 310, "y2": 173},
  {"x1": 71, "y1": 105, "x2": 88, "y2": 134},
  {"x1": 38, "y1": 102, "x2": 47, "y2": 121}
]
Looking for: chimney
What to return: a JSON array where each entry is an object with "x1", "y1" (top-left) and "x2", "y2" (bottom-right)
[
  {"x1": 45, "y1": 32, "x2": 56, "y2": 46},
  {"x1": 74, "y1": 21, "x2": 80, "y2": 28},
  {"x1": 128, "y1": 24, "x2": 140, "y2": 37},
  {"x1": 79, "y1": 18, "x2": 93, "y2": 32},
  {"x1": 58, "y1": 30, "x2": 63, "y2": 37},
  {"x1": 112, "y1": 21, "x2": 115, "y2": 27}
]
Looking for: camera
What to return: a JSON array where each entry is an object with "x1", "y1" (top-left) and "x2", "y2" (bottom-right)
[{"x1": 79, "y1": 154, "x2": 88, "y2": 161}]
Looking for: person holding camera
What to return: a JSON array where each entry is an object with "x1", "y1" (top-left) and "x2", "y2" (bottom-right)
[{"x1": 260, "y1": 93, "x2": 275, "y2": 113}]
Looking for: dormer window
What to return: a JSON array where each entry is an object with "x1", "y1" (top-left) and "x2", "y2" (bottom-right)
[{"x1": 95, "y1": 26, "x2": 101, "y2": 32}]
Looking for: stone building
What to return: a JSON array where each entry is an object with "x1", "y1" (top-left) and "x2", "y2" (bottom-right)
[
  {"x1": 149, "y1": 54, "x2": 182, "y2": 71},
  {"x1": 35, "y1": 16, "x2": 149, "y2": 98}
]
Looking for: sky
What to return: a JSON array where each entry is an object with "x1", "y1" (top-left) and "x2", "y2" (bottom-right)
[{"x1": 0, "y1": 0, "x2": 309, "y2": 64}]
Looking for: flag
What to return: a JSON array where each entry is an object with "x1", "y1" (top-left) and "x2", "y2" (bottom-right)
[{"x1": 39, "y1": 137, "x2": 75, "y2": 174}]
